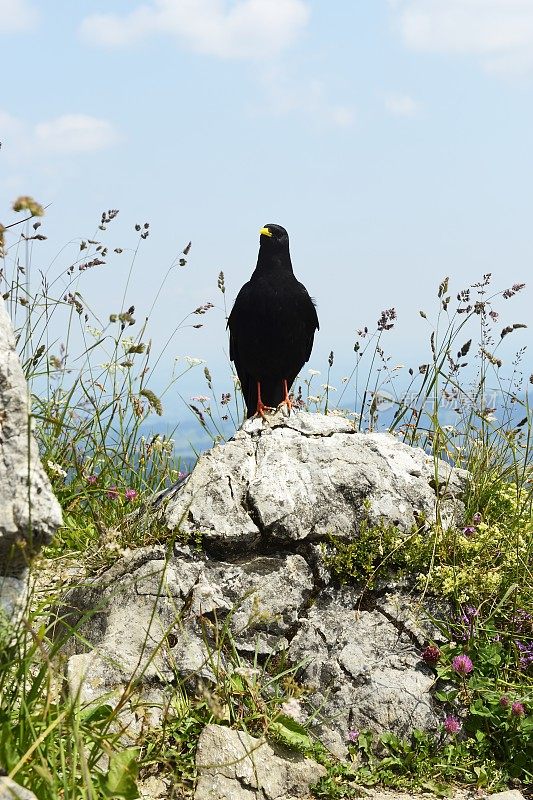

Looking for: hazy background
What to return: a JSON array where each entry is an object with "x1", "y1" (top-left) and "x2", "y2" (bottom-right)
[{"x1": 2, "y1": 0, "x2": 532, "y2": 449}]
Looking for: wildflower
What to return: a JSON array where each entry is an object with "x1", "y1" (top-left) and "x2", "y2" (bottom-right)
[
  {"x1": 308, "y1": 369, "x2": 321, "y2": 376},
  {"x1": 511, "y1": 701, "x2": 525, "y2": 717},
  {"x1": 47, "y1": 460, "x2": 67, "y2": 478},
  {"x1": 86, "y1": 474, "x2": 98, "y2": 485},
  {"x1": 452, "y1": 654, "x2": 474, "y2": 676},
  {"x1": 233, "y1": 666, "x2": 261, "y2": 680},
  {"x1": 150, "y1": 436, "x2": 163, "y2": 453},
  {"x1": 86, "y1": 326, "x2": 102, "y2": 339},
  {"x1": 125, "y1": 488, "x2": 138, "y2": 502},
  {"x1": 308, "y1": 396, "x2": 320, "y2": 404},
  {"x1": 513, "y1": 609, "x2": 533, "y2": 632},
  {"x1": 346, "y1": 729, "x2": 359, "y2": 743},
  {"x1": 101, "y1": 362, "x2": 126, "y2": 374},
  {"x1": 503, "y1": 283, "x2": 526, "y2": 299},
  {"x1": 184, "y1": 356, "x2": 205, "y2": 366},
  {"x1": 452, "y1": 607, "x2": 478, "y2": 641},
  {"x1": 499, "y1": 695, "x2": 510, "y2": 708},
  {"x1": 12, "y1": 195, "x2": 44, "y2": 216},
  {"x1": 462, "y1": 526, "x2": 476, "y2": 537},
  {"x1": 321, "y1": 384, "x2": 337, "y2": 391},
  {"x1": 471, "y1": 512, "x2": 482, "y2": 525},
  {"x1": 280, "y1": 699, "x2": 304, "y2": 723},
  {"x1": 377, "y1": 307, "x2": 397, "y2": 331},
  {"x1": 443, "y1": 715, "x2": 462, "y2": 734},
  {"x1": 516, "y1": 641, "x2": 533, "y2": 671},
  {"x1": 421, "y1": 644, "x2": 441, "y2": 665},
  {"x1": 107, "y1": 486, "x2": 119, "y2": 500},
  {"x1": 191, "y1": 395, "x2": 210, "y2": 403}
]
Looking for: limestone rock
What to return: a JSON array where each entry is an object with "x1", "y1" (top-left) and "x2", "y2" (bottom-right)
[
  {"x1": 164, "y1": 412, "x2": 466, "y2": 553},
  {"x1": 0, "y1": 778, "x2": 38, "y2": 800},
  {"x1": 62, "y1": 412, "x2": 467, "y2": 752},
  {"x1": 0, "y1": 298, "x2": 62, "y2": 619},
  {"x1": 289, "y1": 587, "x2": 436, "y2": 754},
  {"x1": 194, "y1": 724, "x2": 326, "y2": 800}
]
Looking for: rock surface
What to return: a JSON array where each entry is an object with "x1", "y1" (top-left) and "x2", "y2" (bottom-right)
[
  {"x1": 194, "y1": 724, "x2": 326, "y2": 800},
  {"x1": 63, "y1": 412, "x2": 467, "y2": 760},
  {"x1": 0, "y1": 298, "x2": 62, "y2": 620},
  {"x1": 487, "y1": 793, "x2": 526, "y2": 800},
  {"x1": 165, "y1": 412, "x2": 465, "y2": 553},
  {"x1": 0, "y1": 777, "x2": 39, "y2": 799}
]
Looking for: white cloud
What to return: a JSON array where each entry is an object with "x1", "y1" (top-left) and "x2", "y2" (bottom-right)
[
  {"x1": 0, "y1": 111, "x2": 120, "y2": 167},
  {"x1": 0, "y1": 110, "x2": 25, "y2": 138},
  {"x1": 80, "y1": 0, "x2": 310, "y2": 60},
  {"x1": 258, "y1": 67, "x2": 356, "y2": 128},
  {"x1": 393, "y1": 0, "x2": 533, "y2": 75},
  {"x1": 35, "y1": 114, "x2": 120, "y2": 154},
  {"x1": 0, "y1": 0, "x2": 38, "y2": 32},
  {"x1": 385, "y1": 93, "x2": 418, "y2": 116}
]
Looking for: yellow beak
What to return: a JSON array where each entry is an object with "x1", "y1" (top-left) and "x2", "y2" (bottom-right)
[{"x1": 259, "y1": 226, "x2": 273, "y2": 238}]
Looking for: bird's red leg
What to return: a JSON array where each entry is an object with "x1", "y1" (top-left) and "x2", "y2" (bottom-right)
[
  {"x1": 255, "y1": 381, "x2": 272, "y2": 418},
  {"x1": 278, "y1": 379, "x2": 292, "y2": 413}
]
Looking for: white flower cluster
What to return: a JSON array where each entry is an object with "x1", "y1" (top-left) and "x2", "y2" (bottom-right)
[
  {"x1": 175, "y1": 356, "x2": 206, "y2": 366},
  {"x1": 47, "y1": 460, "x2": 67, "y2": 478},
  {"x1": 140, "y1": 435, "x2": 174, "y2": 455},
  {"x1": 86, "y1": 325, "x2": 102, "y2": 339}
]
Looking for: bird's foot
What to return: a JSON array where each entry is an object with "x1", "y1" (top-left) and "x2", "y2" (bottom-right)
[
  {"x1": 253, "y1": 400, "x2": 275, "y2": 420},
  {"x1": 276, "y1": 379, "x2": 293, "y2": 416},
  {"x1": 277, "y1": 397, "x2": 292, "y2": 416},
  {"x1": 253, "y1": 380, "x2": 276, "y2": 419}
]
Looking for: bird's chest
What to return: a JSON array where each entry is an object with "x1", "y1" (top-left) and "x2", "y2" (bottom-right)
[{"x1": 247, "y1": 279, "x2": 298, "y2": 331}]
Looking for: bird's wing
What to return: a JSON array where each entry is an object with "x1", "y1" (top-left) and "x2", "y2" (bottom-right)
[
  {"x1": 297, "y1": 282, "x2": 319, "y2": 362},
  {"x1": 227, "y1": 282, "x2": 251, "y2": 361},
  {"x1": 227, "y1": 282, "x2": 253, "y2": 410}
]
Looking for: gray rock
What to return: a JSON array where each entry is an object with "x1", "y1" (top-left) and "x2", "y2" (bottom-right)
[
  {"x1": 0, "y1": 298, "x2": 62, "y2": 620},
  {"x1": 194, "y1": 723, "x2": 326, "y2": 800},
  {"x1": 165, "y1": 412, "x2": 466, "y2": 552},
  {"x1": 62, "y1": 413, "x2": 467, "y2": 750},
  {"x1": 0, "y1": 778, "x2": 38, "y2": 800},
  {"x1": 289, "y1": 588, "x2": 436, "y2": 752},
  {"x1": 487, "y1": 793, "x2": 526, "y2": 800}
]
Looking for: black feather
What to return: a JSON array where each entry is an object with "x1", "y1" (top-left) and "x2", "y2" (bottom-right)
[{"x1": 228, "y1": 224, "x2": 319, "y2": 417}]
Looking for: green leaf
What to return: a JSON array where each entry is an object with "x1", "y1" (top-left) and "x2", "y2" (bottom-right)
[
  {"x1": 101, "y1": 747, "x2": 140, "y2": 799},
  {"x1": 420, "y1": 780, "x2": 454, "y2": 797},
  {"x1": 469, "y1": 699, "x2": 493, "y2": 717},
  {"x1": 269, "y1": 715, "x2": 312, "y2": 751},
  {"x1": 79, "y1": 703, "x2": 113, "y2": 724},
  {"x1": 434, "y1": 689, "x2": 458, "y2": 703}
]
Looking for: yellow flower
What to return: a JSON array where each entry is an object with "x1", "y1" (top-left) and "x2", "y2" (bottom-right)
[{"x1": 12, "y1": 196, "x2": 44, "y2": 217}]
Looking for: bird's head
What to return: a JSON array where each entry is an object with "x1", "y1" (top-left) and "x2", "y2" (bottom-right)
[
  {"x1": 259, "y1": 224, "x2": 289, "y2": 250},
  {"x1": 255, "y1": 223, "x2": 292, "y2": 272}
]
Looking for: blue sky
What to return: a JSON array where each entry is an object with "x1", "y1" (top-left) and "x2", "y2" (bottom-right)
[{"x1": 1, "y1": 0, "x2": 533, "y2": 420}]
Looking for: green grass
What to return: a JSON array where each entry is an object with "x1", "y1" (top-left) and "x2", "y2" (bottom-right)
[{"x1": 1, "y1": 197, "x2": 532, "y2": 797}]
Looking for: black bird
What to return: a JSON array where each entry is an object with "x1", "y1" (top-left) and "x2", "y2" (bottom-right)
[{"x1": 228, "y1": 224, "x2": 319, "y2": 418}]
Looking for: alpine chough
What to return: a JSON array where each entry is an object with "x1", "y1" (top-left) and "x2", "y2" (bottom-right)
[{"x1": 228, "y1": 224, "x2": 319, "y2": 418}]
